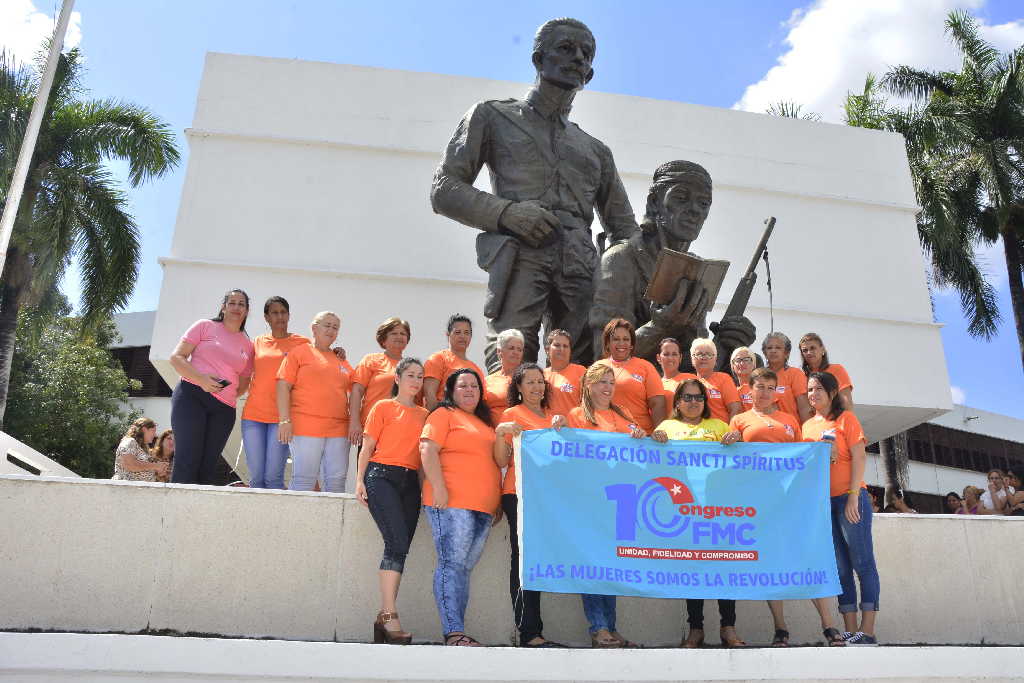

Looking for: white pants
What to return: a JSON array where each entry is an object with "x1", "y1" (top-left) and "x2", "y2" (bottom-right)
[{"x1": 289, "y1": 436, "x2": 349, "y2": 492}]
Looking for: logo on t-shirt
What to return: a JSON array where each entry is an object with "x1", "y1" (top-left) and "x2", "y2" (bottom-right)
[
  {"x1": 783, "y1": 424, "x2": 795, "y2": 437},
  {"x1": 775, "y1": 386, "x2": 787, "y2": 394},
  {"x1": 631, "y1": 374, "x2": 644, "y2": 383},
  {"x1": 559, "y1": 383, "x2": 576, "y2": 393},
  {"x1": 740, "y1": 392, "x2": 752, "y2": 403},
  {"x1": 709, "y1": 388, "x2": 721, "y2": 398}
]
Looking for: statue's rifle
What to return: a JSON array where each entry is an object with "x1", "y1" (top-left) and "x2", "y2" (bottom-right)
[{"x1": 710, "y1": 217, "x2": 776, "y2": 334}]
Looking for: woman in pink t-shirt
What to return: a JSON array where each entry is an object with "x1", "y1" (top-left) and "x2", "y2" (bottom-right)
[{"x1": 169, "y1": 289, "x2": 254, "y2": 484}]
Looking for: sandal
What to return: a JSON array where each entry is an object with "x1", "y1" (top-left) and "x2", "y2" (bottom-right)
[
  {"x1": 591, "y1": 629, "x2": 624, "y2": 648},
  {"x1": 611, "y1": 630, "x2": 640, "y2": 648},
  {"x1": 720, "y1": 626, "x2": 747, "y2": 648},
  {"x1": 823, "y1": 628, "x2": 847, "y2": 647},
  {"x1": 522, "y1": 637, "x2": 567, "y2": 648},
  {"x1": 681, "y1": 628, "x2": 704, "y2": 648},
  {"x1": 771, "y1": 629, "x2": 790, "y2": 647},
  {"x1": 445, "y1": 632, "x2": 482, "y2": 647}
]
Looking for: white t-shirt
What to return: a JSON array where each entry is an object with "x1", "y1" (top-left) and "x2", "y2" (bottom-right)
[{"x1": 980, "y1": 486, "x2": 1015, "y2": 511}]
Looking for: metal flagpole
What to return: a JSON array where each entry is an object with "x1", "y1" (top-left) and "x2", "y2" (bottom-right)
[{"x1": 0, "y1": 0, "x2": 77, "y2": 280}]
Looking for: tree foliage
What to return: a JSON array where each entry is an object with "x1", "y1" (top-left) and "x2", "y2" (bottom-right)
[
  {"x1": 843, "y1": 11, "x2": 1024, "y2": 363},
  {"x1": 5, "y1": 300, "x2": 140, "y2": 479},
  {"x1": 0, "y1": 45, "x2": 179, "y2": 427}
]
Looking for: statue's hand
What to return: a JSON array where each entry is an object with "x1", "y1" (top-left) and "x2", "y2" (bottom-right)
[
  {"x1": 712, "y1": 315, "x2": 756, "y2": 352},
  {"x1": 498, "y1": 200, "x2": 558, "y2": 248},
  {"x1": 650, "y1": 279, "x2": 708, "y2": 331}
]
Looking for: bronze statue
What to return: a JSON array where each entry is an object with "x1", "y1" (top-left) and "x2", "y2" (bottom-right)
[
  {"x1": 431, "y1": 18, "x2": 637, "y2": 369},
  {"x1": 589, "y1": 160, "x2": 756, "y2": 370}
]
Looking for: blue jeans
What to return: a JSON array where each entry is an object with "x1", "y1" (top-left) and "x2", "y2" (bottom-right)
[
  {"x1": 425, "y1": 506, "x2": 492, "y2": 636},
  {"x1": 288, "y1": 436, "x2": 349, "y2": 492},
  {"x1": 581, "y1": 594, "x2": 616, "y2": 634},
  {"x1": 240, "y1": 419, "x2": 289, "y2": 489},
  {"x1": 831, "y1": 488, "x2": 880, "y2": 613}
]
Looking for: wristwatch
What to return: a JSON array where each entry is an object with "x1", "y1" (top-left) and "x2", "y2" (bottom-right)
[{"x1": 279, "y1": 418, "x2": 291, "y2": 425}]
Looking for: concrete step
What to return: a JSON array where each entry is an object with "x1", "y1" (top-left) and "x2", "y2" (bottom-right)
[{"x1": 0, "y1": 633, "x2": 1019, "y2": 682}]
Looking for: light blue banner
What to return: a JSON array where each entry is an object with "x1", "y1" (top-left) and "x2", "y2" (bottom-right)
[{"x1": 518, "y1": 428, "x2": 840, "y2": 600}]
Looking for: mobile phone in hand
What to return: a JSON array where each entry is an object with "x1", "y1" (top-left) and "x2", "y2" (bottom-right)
[{"x1": 213, "y1": 377, "x2": 231, "y2": 388}]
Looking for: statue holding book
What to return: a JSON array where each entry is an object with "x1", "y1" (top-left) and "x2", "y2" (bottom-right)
[{"x1": 590, "y1": 160, "x2": 756, "y2": 371}]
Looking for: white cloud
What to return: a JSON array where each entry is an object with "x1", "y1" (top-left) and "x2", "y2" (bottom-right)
[
  {"x1": 0, "y1": 0, "x2": 82, "y2": 66},
  {"x1": 734, "y1": 0, "x2": 1024, "y2": 123},
  {"x1": 950, "y1": 385, "x2": 966, "y2": 405}
]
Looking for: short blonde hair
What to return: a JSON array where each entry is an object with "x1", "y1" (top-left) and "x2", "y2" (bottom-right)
[
  {"x1": 690, "y1": 337, "x2": 716, "y2": 356},
  {"x1": 497, "y1": 328, "x2": 525, "y2": 349},
  {"x1": 312, "y1": 311, "x2": 340, "y2": 326}
]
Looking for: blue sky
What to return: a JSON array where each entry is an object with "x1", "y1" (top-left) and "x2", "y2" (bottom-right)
[{"x1": 3, "y1": 0, "x2": 1023, "y2": 417}]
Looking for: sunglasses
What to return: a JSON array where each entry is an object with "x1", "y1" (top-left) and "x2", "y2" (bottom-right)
[{"x1": 679, "y1": 394, "x2": 705, "y2": 403}]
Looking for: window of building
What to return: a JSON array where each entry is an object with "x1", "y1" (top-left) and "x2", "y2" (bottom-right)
[{"x1": 110, "y1": 346, "x2": 172, "y2": 398}]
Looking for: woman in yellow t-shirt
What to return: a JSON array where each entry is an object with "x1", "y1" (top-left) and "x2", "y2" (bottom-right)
[{"x1": 653, "y1": 379, "x2": 745, "y2": 648}]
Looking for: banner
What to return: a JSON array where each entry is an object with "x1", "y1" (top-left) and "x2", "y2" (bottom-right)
[{"x1": 517, "y1": 428, "x2": 840, "y2": 600}]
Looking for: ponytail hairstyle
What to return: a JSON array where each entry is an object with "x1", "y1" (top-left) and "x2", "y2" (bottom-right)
[
  {"x1": 507, "y1": 362, "x2": 549, "y2": 408},
  {"x1": 390, "y1": 357, "x2": 424, "y2": 397},
  {"x1": 808, "y1": 371, "x2": 844, "y2": 420},
  {"x1": 211, "y1": 288, "x2": 251, "y2": 333}
]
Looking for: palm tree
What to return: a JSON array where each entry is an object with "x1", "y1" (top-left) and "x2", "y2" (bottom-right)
[
  {"x1": 765, "y1": 100, "x2": 822, "y2": 121},
  {"x1": 866, "y1": 11, "x2": 1024, "y2": 369},
  {"x1": 0, "y1": 46, "x2": 179, "y2": 427}
]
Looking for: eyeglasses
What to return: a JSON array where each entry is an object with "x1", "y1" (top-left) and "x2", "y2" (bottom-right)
[
  {"x1": 693, "y1": 352, "x2": 716, "y2": 360},
  {"x1": 733, "y1": 357, "x2": 754, "y2": 364},
  {"x1": 679, "y1": 394, "x2": 705, "y2": 403}
]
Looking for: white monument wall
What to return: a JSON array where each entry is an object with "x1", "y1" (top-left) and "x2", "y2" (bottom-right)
[{"x1": 153, "y1": 53, "x2": 950, "y2": 474}]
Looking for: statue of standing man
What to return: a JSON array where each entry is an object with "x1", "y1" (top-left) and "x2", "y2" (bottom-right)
[{"x1": 431, "y1": 18, "x2": 637, "y2": 369}]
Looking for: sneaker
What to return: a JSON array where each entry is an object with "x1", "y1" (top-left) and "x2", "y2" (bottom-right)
[
  {"x1": 839, "y1": 631, "x2": 856, "y2": 641},
  {"x1": 845, "y1": 632, "x2": 878, "y2": 646}
]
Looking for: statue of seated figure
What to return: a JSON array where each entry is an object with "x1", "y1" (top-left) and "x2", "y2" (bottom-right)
[{"x1": 590, "y1": 160, "x2": 755, "y2": 371}]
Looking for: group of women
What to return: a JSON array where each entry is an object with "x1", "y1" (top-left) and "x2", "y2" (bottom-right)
[
  {"x1": 945, "y1": 469, "x2": 1024, "y2": 516},
  {"x1": 164, "y1": 289, "x2": 879, "y2": 648},
  {"x1": 112, "y1": 418, "x2": 174, "y2": 483}
]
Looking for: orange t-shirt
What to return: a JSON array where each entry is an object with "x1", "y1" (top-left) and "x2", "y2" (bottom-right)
[
  {"x1": 500, "y1": 404, "x2": 558, "y2": 495},
  {"x1": 277, "y1": 344, "x2": 351, "y2": 437},
  {"x1": 352, "y1": 352, "x2": 400, "y2": 426},
  {"x1": 364, "y1": 399, "x2": 428, "y2": 470},
  {"x1": 809, "y1": 363, "x2": 854, "y2": 393},
  {"x1": 771, "y1": 366, "x2": 808, "y2": 421},
  {"x1": 568, "y1": 406, "x2": 637, "y2": 434},
  {"x1": 737, "y1": 382, "x2": 754, "y2": 411},
  {"x1": 421, "y1": 408, "x2": 499, "y2": 514},
  {"x1": 242, "y1": 333, "x2": 309, "y2": 423},
  {"x1": 423, "y1": 349, "x2": 485, "y2": 402},
  {"x1": 545, "y1": 363, "x2": 586, "y2": 417},
  {"x1": 596, "y1": 356, "x2": 663, "y2": 432},
  {"x1": 803, "y1": 411, "x2": 867, "y2": 497},
  {"x1": 661, "y1": 372, "x2": 690, "y2": 413},
  {"x1": 729, "y1": 409, "x2": 800, "y2": 443},
  {"x1": 484, "y1": 372, "x2": 513, "y2": 426}
]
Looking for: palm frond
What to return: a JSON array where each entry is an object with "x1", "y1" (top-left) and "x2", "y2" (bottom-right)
[
  {"x1": 881, "y1": 65, "x2": 955, "y2": 101},
  {"x1": 765, "y1": 101, "x2": 822, "y2": 121},
  {"x1": 56, "y1": 98, "x2": 180, "y2": 186},
  {"x1": 945, "y1": 10, "x2": 999, "y2": 76}
]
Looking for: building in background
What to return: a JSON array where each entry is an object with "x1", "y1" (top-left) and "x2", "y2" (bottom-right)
[{"x1": 110, "y1": 311, "x2": 172, "y2": 431}]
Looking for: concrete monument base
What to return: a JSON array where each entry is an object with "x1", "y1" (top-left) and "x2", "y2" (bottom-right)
[{"x1": 0, "y1": 633, "x2": 1019, "y2": 682}]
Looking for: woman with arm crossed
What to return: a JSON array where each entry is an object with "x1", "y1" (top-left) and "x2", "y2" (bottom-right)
[
  {"x1": 722, "y1": 367, "x2": 843, "y2": 647},
  {"x1": 543, "y1": 329, "x2": 586, "y2": 418},
  {"x1": 804, "y1": 371, "x2": 879, "y2": 646},
  {"x1": 420, "y1": 368, "x2": 520, "y2": 646},
  {"x1": 688, "y1": 338, "x2": 742, "y2": 423},
  {"x1": 355, "y1": 358, "x2": 428, "y2": 645},
  {"x1": 729, "y1": 346, "x2": 757, "y2": 413},
  {"x1": 655, "y1": 379, "x2": 745, "y2": 648},
  {"x1": 498, "y1": 362, "x2": 567, "y2": 648},
  {"x1": 276, "y1": 311, "x2": 352, "y2": 492},
  {"x1": 566, "y1": 363, "x2": 650, "y2": 648},
  {"x1": 761, "y1": 332, "x2": 811, "y2": 424}
]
